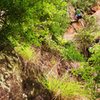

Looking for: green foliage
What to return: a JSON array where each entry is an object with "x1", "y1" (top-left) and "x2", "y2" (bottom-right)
[
  {"x1": 60, "y1": 42, "x2": 84, "y2": 61},
  {"x1": 75, "y1": 29, "x2": 94, "y2": 57},
  {"x1": 75, "y1": 30, "x2": 94, "y2": 47},
  {"x1": 84, "y1": 16, "x2": 97, "y2": 31},
  {"x1": 89, "y1": 44, "x2": 100, "y2": 83},
  {"x1": 46, "y1": 38, "x2": 84, "y2": 61},
  {"x1": 41, "y1": 76, "x2": 89, "y2": 99},
  {"x1": 71, "y1": 64, "x2": 96, "y2": 100},
  {"x1": 15, "y1": 44, "x2": 33, "y2": 60},
  {"x1": 69, "y1": 0, "x2": 96, "y2": 10},
  {"x1": 71, "y1": 43, "x2": 100, "y2": 99},
  {"x1": 75, "y1": 15, "x2": 97, "y2": 49},
  {"x1": 72, "y1": 63, "x2": 95, "y2": 83},
  {"x1": 0, "y1": 0, "x2": 100, "y2": 99},
  {"x1": 0, "y1": 0, "x2": 69, "y2": 48},
  {"x1": 89, "y1": 44, "x2": 100, "y2": 66},
  {"x1": 72, "y1": 44, "x2": 100, "y2": 84}
]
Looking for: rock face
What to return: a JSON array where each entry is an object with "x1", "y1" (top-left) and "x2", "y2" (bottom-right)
[
  {"x1": 63, "y1": 4, "x2": 85, "y2": 41},
  {"x1": 64, "y1": 4, "x2": 100, "y2": 41},
  {"x1": 93, "y1": 10, "x2": 100, "y2": 28},
  {"x1": 92, "y1": 5, "x2": 100, "y2": 12},
  {"x1": 63, "y1": 20, "x2": 84, "y2": 41},
  {"x1": 63, "y1": 26, "x2": 76, "y2": 41},
  {"x1": 0, "y1": 47, "x2": 81, "y2": 100},
  {"x1": 0, "y1": 53, "x2": 23, "y2": 100}
]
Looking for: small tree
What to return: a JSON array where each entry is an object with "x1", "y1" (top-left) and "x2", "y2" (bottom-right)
[{"x1": 75, "y1": 30, "x2": 94, "y2": 58}]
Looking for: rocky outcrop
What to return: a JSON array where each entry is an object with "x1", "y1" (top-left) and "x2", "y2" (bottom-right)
[
  {"x1": 0, "y1": 46, "x2": 81, "y2": 100},
  {"x1": 0, "y1": 52, "x2": 23, "y2": 100},
  {"x1": 93, "y1": 10, "x2": 100, "y2": 28}
]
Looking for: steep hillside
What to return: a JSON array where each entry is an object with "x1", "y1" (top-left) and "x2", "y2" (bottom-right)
[{"x1": 0, "y1": 0, "x2": 100, "y2": 100}]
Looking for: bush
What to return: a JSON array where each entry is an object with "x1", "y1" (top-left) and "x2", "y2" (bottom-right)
[
  {"x1": 75, "y1": 29, "x2": 94, "y2": 58},
  {"x1": 89, "y1": 44, "x2": 100, "y2": 83},
  {"x1": 15, "y1": 44, "x2": 33, "y2": 60},
  {"x1": 60, "y1": 43, "x2": 84, "y2": 61},
  {"x1": 69, "y1": 0, "x2": 96, "y2": 11},
  {"x1": 41, "y1": 76, "x2": 90, "y2": 99},
  {"x1": 0, "y1": 0, "x2": 70, "y2": 48}
]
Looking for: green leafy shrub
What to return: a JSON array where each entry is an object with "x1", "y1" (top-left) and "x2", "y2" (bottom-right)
[
  {"x1": 89, "y1": 44, "x2": 100, "y2": 83},
  {"x1": 72, "y1": 63, "x2": 95, "y2": 83},
  {"x1": 41, "y1": 76, "x2": 90, "y2": 99},
  {"x1": 0, "y1": 0, "x2": 69, "y2": 48},
  {"x1": 46, "y1": 38, "x2": 84, "y2": 61},
  {"x1": 71, "y1": 44, "x2": 100, "y2": 99},
  {"x1": 69, "y1": 0, "x2": 96, "y2": 11},
  {"x1": 60, "y1": 42, "x2": 84, "y2": 61},
  {"x1": 75, "y1": 29, "x2": 94, "y2": 58},
  {"x1": 89, "y1": 44, "x2": 100, "y2": 66},
  {"x1": 15, "y1": 44, "x2": 33, "y2": 60},
  {"x1": 72, "y1": 64, "x2": 96, "y2": 99}
]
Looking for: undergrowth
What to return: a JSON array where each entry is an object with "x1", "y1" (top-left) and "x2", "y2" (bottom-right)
[{"x1": 40, "y1": 75, "x2": 91, "y2": 99}]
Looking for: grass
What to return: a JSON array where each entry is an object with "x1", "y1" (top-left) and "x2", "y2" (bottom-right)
[
  {"x1": 15, "y1": 44, "x2": 33, "y2": 60},
  {"x1": 48, "y1": 78, "x2": 88, "y2": 96},
  {"x1": 40, "y1": 74, "x2": 91, "y2": 99}
]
